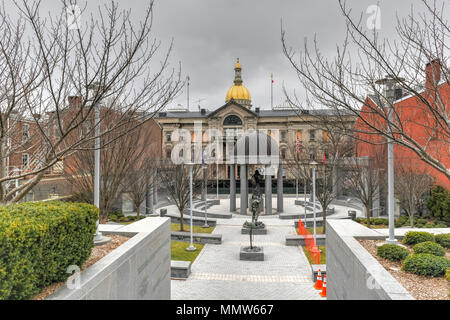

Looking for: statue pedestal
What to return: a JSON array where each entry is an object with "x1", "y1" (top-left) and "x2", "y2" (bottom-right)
[
  {"x1": 241, "y1": 226, "x2": 267, "y2": 235},
  {"x1": 240, "y1": 246, "x2": 264, "y2": 261}
]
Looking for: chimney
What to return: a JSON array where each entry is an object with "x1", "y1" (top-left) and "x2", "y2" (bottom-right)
[
  {"x1": 425, "y1": 59, "x2": 441, "y2": 93},
  {"x1": 255, "y1": 107, "x2": 260, "y2": 113},
  {"x1": 200, "y1": 108, "x2": 206, "y2": 115}
]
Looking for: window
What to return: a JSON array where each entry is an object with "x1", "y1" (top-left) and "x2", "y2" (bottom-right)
[
  {"x1": 310, "y1": 153, "x2": 315, "y2": 161},
  {"x1": 22, "y1": 124, "x2": 30, "y2": 140},
  {"x1": 281, "y1": 149, "x2": 287, "y2": 160},
  {"x1": 281, "y1": 130, "x2": 287, "y2": 142},
  {"x1": 165, "y1": 131, "x2": 172, "y2": 142},
  {"x1": 223, "y1": 115, "x2": 242, "y2": 126},
  {"x1": 309, "y1": 130, "x2": 315, "y2": 142},
  {"x1": 22, "y1": 154, "x2": 29, "y2": 167},
  {"x1": 166, "y1": 149, "x2": 172, "y2": 159}
]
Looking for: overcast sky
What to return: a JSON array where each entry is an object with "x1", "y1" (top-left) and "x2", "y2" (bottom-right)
[{"x1": 5, "y1": 0, "x2": 438, "y2": 111}]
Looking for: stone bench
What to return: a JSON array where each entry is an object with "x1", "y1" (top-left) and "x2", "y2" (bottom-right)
[
  {"x1": 167, "y1": 212, "x2": 217, "y2": 227},
  {"x1": 171, "y1": 231, "x2": 222, "y2": 244},
  {"x1": 312, "y1": 264, "x2": 326, "y2": 282},
  {"x1": 171, "y1": 260, "x2": 191, "y2": 279},
  {"x1": 286, "y1": 234, "x2": 326, "y2": 246}
]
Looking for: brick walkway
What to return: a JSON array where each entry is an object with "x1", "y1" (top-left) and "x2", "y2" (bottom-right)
[{"x1": 171, "y1": 216, "x2": 325, "y2": 300}]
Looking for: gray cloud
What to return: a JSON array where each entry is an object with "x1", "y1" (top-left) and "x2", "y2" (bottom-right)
[{"x1": 4, "y1": 0, "x2": 433, "y2": 110}]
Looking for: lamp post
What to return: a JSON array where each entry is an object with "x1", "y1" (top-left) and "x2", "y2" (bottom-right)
[
  {"x1": 376, "y1": 76, "x2": 404, "y2": 245},
  {"x1": 203, "y1": 163, "x2": 209, "y2": 228},
  {"x1": 310, "y1": 160, "x2": 319, "y2": 243},
  {"x1": 89, "y1": 83, "x2": 105, "y2": 244},
  {"x1": 186, "y1": 162, "x2": 196, "y2": 252},
  {"x1": 304, "y1": 176, "x2": 307, "y2": 224}
]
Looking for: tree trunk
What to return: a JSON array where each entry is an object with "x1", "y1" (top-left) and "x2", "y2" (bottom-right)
[
  {"x1": 322, "y1": 209, "x2": 327, "y2": 233},
  {"x1": 136, "y1": 205, "x2": 140, "y2": 218},
  {"x1": 179, "y1": 204, "x2": 184, "y2": 232},
  {"x1": 365, "y1": 203, "x2": 371, "y2": 228},
  {"x1": 409, "y1": 204, "x2": 415, "y2": 228}
]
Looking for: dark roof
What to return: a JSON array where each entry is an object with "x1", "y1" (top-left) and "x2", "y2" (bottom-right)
[{"x1": 154, "y1": 105, "x2": 352, "y2": 119}]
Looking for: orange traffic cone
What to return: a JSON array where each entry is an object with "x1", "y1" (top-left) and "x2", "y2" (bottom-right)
[
  {"x1": 314, "y1": 269, "x2": 323, "y2": 290},
  {"x1": 320, "y1": 275, "x2": 327, "y2": 297}
]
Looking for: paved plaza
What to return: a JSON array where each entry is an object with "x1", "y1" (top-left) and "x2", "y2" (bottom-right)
[{"x1": 169, "y1": 197, "x2": 355, "y2": 300}]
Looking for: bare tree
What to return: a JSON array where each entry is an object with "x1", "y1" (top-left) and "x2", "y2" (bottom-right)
[
  {"x1": 159, "y1": 163, "x2": 202, "y2": 232},
  {"x1": 395, "y1": 162, "x2": 434, "y2": 227},
  {"x1": 287, "y1": 139, "x2": 352, "y2": 232},
  {"x1": 0, "y1": 0, "x2": 181, "y2": 204},
  {"x1": 343, "y1": 144, "x2": 386, "y2": 228},
  {"x1": 281, "y1": 0, "x2": 450, "y2": 180},
  {"x1": 122, "y1": 158, "x2": 160, "y2": 218},
  {"x1": 64, "y1": 120, "x2": 153, "y2": 223}
]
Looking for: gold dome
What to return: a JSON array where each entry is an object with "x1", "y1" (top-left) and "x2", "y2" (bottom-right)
[
  {"x1": 226, "y1": 84, "x2": 251, "y2": 102},
  {"x1": 225, "y1": 58, "x2": 252, "y2": 106}
]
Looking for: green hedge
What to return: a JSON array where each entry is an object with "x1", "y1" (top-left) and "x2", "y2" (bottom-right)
[
  {"x1": 0, "y1": 201, "x2": 98, "y2": 300},
  {"x1": 377, "y1": 244, "x2": 410, "y2": 261},
  {"x1": 446, "y1": 269, "x2": 450, "y2": 282},
  {"x1": 435, "y1": 234, "x2": 450, "y2": 249},
  {"x1": 402, "y1": 254, "x2": 450, "y2": 277},
  {"x1": 403, "y1": 231, "x2": 435, "y2": 245},
  {"x1": 413, "y1": 241, "x2": 446, "y2": 257}
]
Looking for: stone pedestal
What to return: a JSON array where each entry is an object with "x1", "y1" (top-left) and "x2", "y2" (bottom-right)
[
  {"x1": 240, "y1": 246, "x2": 264, "y2": 261},
  {"x1": 241, "y1": 227, "x2": 267, "y2": 235}
]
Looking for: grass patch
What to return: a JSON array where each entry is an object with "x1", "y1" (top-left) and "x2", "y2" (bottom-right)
[
  {"x1": 306, "y1": 226, "x2": 325, "y2": 235},
  {"x1": 302, "y1": 246, "x2": 326, "y2": 265},
  {"x1": 171, "y1": 241, "x2": 204, "y2": 262},
  {"x1": 171, "y1": 223, "x2": 214, "y2": 234}
]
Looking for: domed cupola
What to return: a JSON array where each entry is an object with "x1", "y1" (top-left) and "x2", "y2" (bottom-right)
[{"x1": 226, "y1": 58, "x2": 252, "y2": 108}]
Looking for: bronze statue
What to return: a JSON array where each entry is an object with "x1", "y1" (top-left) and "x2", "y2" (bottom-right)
[{"x1": 244, "y1": 169, "x2": 265, "y2": 249}]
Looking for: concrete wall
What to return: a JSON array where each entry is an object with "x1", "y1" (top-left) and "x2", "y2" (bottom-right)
[
  {"x1": 48, "y1": 217, "x2": 171, "y2": 300},
  {"x1": 326, "y1": 220, "x2": 414, "y2": 300}
]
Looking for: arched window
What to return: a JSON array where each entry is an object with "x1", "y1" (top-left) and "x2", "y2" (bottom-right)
[{"x1": 223, "y1": 115, "x2": 243, "y2": 126}]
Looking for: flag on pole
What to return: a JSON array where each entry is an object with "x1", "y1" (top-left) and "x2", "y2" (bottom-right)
[
  {"x1": 202, "y1": 151, "x2": 206, "y2": 167},
  {"x1": 297, "y1": 135, "x2": 301, "y2": 161},
  {"x1": 323, "y1": 152, "x2": 326, "y2": 165}
]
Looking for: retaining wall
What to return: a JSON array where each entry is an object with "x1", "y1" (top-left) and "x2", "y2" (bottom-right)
[
  {"x1": 48, "y1": 218, "x2": 171, "y2": 300},
  {"x1": 326, "y1": 220, "x2": 414, "y2": 300}
]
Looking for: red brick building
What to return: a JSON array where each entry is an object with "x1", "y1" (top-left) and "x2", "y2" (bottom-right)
[
  {"x1": 7, "y1": 96, "x2": 162, "y2": 202},
  {"x1": 355, "y1": 60, "x2": 449, "y2": 190}
]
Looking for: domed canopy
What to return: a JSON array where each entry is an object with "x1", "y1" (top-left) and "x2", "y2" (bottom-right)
[
  {"x1": 233, "y1": 131, "x2": 279, "y2": 165},
  {"x1": 226, "y1": 58, "x2": 252, "y2": 108}
]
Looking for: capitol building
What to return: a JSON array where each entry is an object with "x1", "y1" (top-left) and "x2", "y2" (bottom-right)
[{"x1": 155, "y1": 59, "x2": 356, "y2": 192}]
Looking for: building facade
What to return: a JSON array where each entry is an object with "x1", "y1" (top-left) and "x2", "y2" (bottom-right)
[{"x1": 155, "y1": 59, "x2": 356, "y2": 190}]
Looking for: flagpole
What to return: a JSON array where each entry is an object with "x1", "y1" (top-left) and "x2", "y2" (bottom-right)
[
  {"x1": 187, "y1": 75, "x2": 190, "y2": 110},
  {"x1": 216, "y1": 139, "x2": 219, "y2": 200},
  {"x1": 271, "y1": 73, "x2": 274, "y2": 109}
]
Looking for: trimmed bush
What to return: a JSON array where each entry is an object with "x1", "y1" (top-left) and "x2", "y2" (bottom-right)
[
  {"x1": 377, "y1": 244, "x2": 410, "y2": 261},
  {"x1": 435, "y1": 234, "x2": 450, "y2": 248},
  {"x1": 413, "y1": 241, "x2": 446, "y2": 257},
  {"x1": 0, "y1": 201, "x2": 98, "y2": 300},
  {"x1": 426, "y1": 186, "x2": 450, "y2": 224},
  {"x1": 402, "y1": 254, "x2": 450, "y2": 277},
  {"x1": 446, "y1": 269, "x2": 450, "y2": 282},
  {"x1": 403, "y1": 231, "x2": 435, "y2": 245}
]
